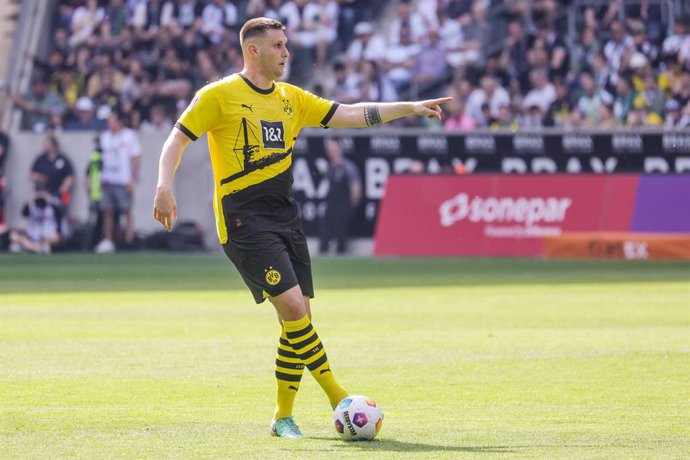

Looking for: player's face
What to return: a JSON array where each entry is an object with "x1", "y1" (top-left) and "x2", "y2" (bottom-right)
[{"x1": 258, "y1": 29, "x2": 289, "y2": 80}]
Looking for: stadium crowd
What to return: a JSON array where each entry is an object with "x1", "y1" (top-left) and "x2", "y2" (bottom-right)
[{"x1": 9, "y1": 0, "x2": 690, "y2": 133}]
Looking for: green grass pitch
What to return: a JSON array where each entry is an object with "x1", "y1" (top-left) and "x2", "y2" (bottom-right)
[{"x1": 1, "y1": 254, "x2": 688, "y2": 459}]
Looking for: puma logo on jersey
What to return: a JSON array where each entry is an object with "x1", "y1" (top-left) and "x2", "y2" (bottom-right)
[{"x1": 241, "y1": 103, "x2": 253, "y2": 112}]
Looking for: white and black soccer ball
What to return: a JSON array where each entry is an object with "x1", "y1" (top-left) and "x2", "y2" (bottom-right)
[{"x1": 333, "y1": 395, "x2": 383, "y2": 441}]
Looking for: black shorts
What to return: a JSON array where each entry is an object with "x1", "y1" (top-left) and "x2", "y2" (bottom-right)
[{"x1": 222, "y1": 228, "x2": 314, "y2": 304}]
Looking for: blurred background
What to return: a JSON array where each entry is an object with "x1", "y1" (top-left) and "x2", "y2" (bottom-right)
[{"x1": 0, "y1": 0, "x2": 689, "y2": 259}]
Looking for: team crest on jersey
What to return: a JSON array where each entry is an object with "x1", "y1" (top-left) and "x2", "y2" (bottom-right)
[
  {"x1": 265, "y1": 267, "x2": 281, "y2": 286},
  {"x1": 282, "y1": 97, "x2": 294, "y2": 116}
]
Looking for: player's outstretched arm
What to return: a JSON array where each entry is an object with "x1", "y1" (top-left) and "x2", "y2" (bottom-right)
[
  {"x1": 326, "y1": 97, "x2": 452, "y2": 129},
  {"x1": 153, "y1": 127, "x2": 192, "y2": 231}
]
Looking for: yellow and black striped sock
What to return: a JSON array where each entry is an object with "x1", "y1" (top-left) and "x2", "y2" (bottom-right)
[
  {"x1": 274, "y1": 326, "x2": 304, "y2": 420},
  {"x1": 283, "y1": 314, "x2": 349, "y2": 409}
]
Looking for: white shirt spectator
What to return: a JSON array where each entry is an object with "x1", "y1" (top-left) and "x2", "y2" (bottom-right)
[
  {"x1": 100, "y1": 128, "x2": 142, "y2": 186},
  {"x1": 603, "y1": 36, "x2": 634, "y2": 73},
  {"x1": 577, "y1": 90, "x2": 614, "y2": 122},
  {"x1": 389, "y1": 17, "x2": 427, "y2": 46},
  {"x1": 523, "y1": 83, "x2": 556, "y2": 112},
  {"x1": 346, "y1": 33, "x2": 387, "y2": 63},
  {"x1": 388, "y1": 10, "x2": 427, "y2": 45},
  {"x1": 302, "y1": 0, "x2": 339, "y2": 44},
  {"x1": 385, "y1": 41, "x2": 421, "y2": 88},
  {"x1": 201, "y1": 1, "x2": 235, "y2": 44},
  {"x1": 279, "y1": 2, "x2": 303, "y2": 35},
  {"x1": 177, "y1": 0, "x2": 200, "y2": 28},
  {"x1": 466, "y1": 85, "x2": 511, "y2": 120},
  {"x1": 131, "y1": 0, "x2": 176, "y2": 29},
  {"x1": 417, "y1": 0, "x2": 438, "y2": 28},
  {"x1": 70, "y1": 2, "x2": 104, "y2": 46}
]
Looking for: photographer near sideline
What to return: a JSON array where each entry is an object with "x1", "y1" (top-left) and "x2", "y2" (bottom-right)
[
  {"x1": 29, "y1": 133, "x2": 75, "y2": 239},
  {"x1": 9, "y1": 191, "x2": 61, "y2": 254}
]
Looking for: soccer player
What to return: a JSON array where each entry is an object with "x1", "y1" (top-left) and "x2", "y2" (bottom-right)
[{"x1": 153, "y1": 17, "x2": 450, "y2": 438}]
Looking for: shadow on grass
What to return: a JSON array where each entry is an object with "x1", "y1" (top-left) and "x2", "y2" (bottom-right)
[
  {"x1": 1, "y1": 253, "x2": 688, "y2": 293},
  {"x1": 295, "y1": 437, "x2": 516, "y2": 454}
]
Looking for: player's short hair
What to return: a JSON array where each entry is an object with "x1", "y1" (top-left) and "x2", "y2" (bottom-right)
[{"x1": 240, "y1": 17, "x2": 285, "y2": 46}]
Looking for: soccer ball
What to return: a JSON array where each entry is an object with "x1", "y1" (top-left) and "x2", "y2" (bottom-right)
[{"x1": 333, "y1": 395, "x2": 383, "y2": 441}]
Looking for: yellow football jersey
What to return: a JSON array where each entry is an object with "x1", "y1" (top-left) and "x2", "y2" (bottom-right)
[{"x1": 176, "y1": 73, "x2": 338, "y2": 244}]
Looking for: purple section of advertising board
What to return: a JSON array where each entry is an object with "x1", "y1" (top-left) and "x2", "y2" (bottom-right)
[{"x1": 632, "y1": 175, "x2": 690, "y2": 232}]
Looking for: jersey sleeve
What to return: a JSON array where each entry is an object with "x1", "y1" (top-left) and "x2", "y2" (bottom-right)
[
  {"x1": 175, "y1": 86, "x2": 223, "y2": 141},
  {"x1": 296, "y1": 87, "x2": 339, "y2": 129}
]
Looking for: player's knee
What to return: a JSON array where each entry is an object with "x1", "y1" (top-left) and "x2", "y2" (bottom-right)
[{"x1": 271, "y1": 286, "x2": 307, "y2": 321}]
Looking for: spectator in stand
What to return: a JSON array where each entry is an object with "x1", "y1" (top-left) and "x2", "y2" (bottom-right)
[
  {"x1": 11, "y1": 77, "x2": 66, "y2": 132},
  {"x1": 481, "y1": 52, "x2": 511, "y2": 88},
  {"x1": 384, "y1": 24, "x2": 421, "y2": 93},
  {"x1": 676, "y1": 101, "x2": 690, "y2": 128},
  {"x1": 388, "y1": 0, "x2": 427, "y2": 46},
  {"x1": 576, "y1": 71, "x2": 613, "y2": 125},
  {"x1": 318, "y1": 137, "x2": 361, "y2": 255},
  {"x1": 430, "y1": 7, "x2": 464, "y2": 69},
  {"x1": 199, "y1": 0, "x2": 238, "y2": 46},
  {"x1": 443, "y1": 99, "x2": 476, "y2": 131},
  {"x1": 279, "y1": 0, "x2": 318, "y2": 84},
  {"x1": 326, "y1": 60, "x2": 361, "y2": 104},
  {"x1": 658, "y1": 53, "x2": 682, "y2": 97},
  {"x1": 301, "y1": 0, "x2": 340, "y2": 70},
  {"x1": 641, "y1": 71, "x2": 666, "y2": 117},
  {"x1": 91, "y1": 68, "x2": 123, "y2": 119},
  {"x1": 612, "y1": 77, "x2": 635, "y2": 125},
  {"x1": 664, "y1": 99, "x2": 682, "y2": 128},
  {"x1": 603, "y1": 20, "x2": 634, "y2": 81},
  {"x1": 522, "y1": 68, "x2": 556, "y2": 113},
  {"x1": 53, "y1": 64, "x2": 84, "y2": 108},
  {"x1": 531, "y1": 18, "x2": 569, "y2": 80},
  {"x1": 52, "y1": 26, "x2": 70, "y2": 55},
  {"x1": 94, "y1": 109, "x2": 141, "y2": 254},
  {"x1": 65, "y1": 96, "x2": 103, "y2": 130},
  {"x1": 69, "y1": 0, "x2": 104, "y2": 48},
  {"x1": 490, "y1": 104, "x2": 517, "y2": 130},
  {"x1": 564, "y1": 108, "x2": 586, "y2": 130},
  {"x1": 29, "y1": 48, "x2": 68, "y2": 91},
  {"x1": 519, "y1": 104, "x2": 545, "y2": 129},
  {"x1": 132, "y1": 0, "x2": 178, "y2": 43},
  {"x1": 627, "y1": 95, "x2": 662, "y2": 127},
  {"x1": 120, "y1": 58, "x2": 148, "y2": 102},
  {"x1": 544, "y1": 78, "x2": 574, "y2": 127},
  {"x1": 141, "y1": 104, "x2": 173, "y2": 132},
  {"x1": 0, "y1": 125, "x2": 8, "y2": 177},
  {"x1": 466, "y1": 75, "x2": 510, "y2": 124},
  {"x1": 572, "y1": 26, "x2": 601, "y2": 74},
  {"x1": 672, "y1": 72, "x2": 690, "y2": 107},
  {"x1": 103, "y1": 0, "x2": 127, "y2": 37},
  {"x1": 346, "y1": 21, "x2": 386, "y2": 67},
  {"x1": 0, "y1": 126, "x2": 9, "y2": 233},
  {"x1": 500, "y1": 18, "x2": 531, "y2": 89},
  {"x1": 86, "y1": 53, "x2": 124, "y2": 98},
  {"x1": 590, "y1": 51, "x2": 615, "y2": 95},
  {"x1": 414, "y1": 30, "x2": 448, "y2": 99},
  {"x1": 358, "y1": 60, "x2": 397, "y2": 102},
  {"x1": 662, "y1": 17, "x2": 689, "y2": 62},
  {"x1": 192, "y1": 49, "x2": 222, "y2": 89},
  {"x1": 597, "y1": 103, "x2": 618, "y2": 128},
  {"x1": 176, "y1": 0, "x2": 205, "y2": 30},
  {"x1": 457, "y1": 1, "x2": 491, "y2": 67},
  {"x1": 630, "y1": 21, "x2": 659, "y2": 68},
  {"x1": 130, "y1": 74, "x2": 158, "y2": 129}
]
